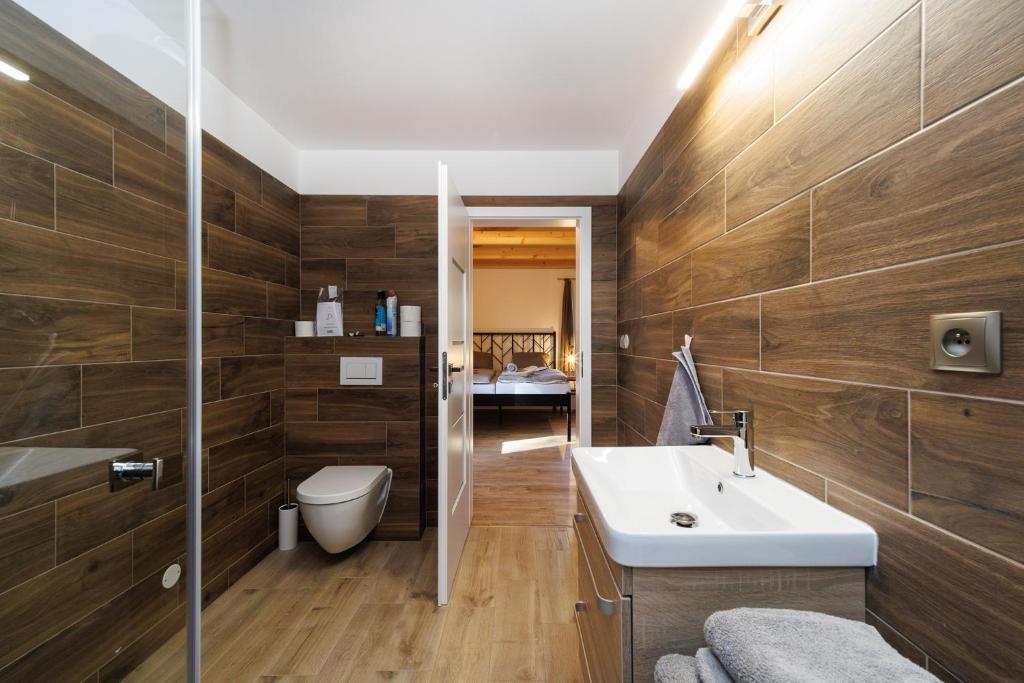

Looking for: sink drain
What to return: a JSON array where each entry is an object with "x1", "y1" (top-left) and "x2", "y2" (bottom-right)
[{"x1": 670, "y1": 512, "x2": 699, "y2": 528}]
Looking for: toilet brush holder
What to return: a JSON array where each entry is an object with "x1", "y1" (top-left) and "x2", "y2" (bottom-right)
[{"x1": 278, "y1": 502, "x2": 298, "y2": 551}]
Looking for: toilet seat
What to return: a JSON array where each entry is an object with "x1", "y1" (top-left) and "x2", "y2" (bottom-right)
[{"x1": 296, "y1": 465, "x2": 389, "y2": 505}]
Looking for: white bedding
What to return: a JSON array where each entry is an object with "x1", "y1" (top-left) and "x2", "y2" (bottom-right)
[
  {"x1": 495, "y1": 381, "x2": 570, "y2": 395},
  {"x1": 472, "y1": 379, "x2": 496, "y2": 395},
  {"x1": 473, "y1": 368, "x2": 494, "y2": 384},
  {"x1": 496, "y1": 366, "x2": 568, "y2": 384}
]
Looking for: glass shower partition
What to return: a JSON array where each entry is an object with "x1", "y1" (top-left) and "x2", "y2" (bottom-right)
[{"x1": 0, "y1": 0, "x2": 201, "y2": 679}]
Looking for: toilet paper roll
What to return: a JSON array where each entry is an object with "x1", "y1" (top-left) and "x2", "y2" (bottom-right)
[
  {"x1": 294, "y1": 321, "x2": 315, "y2": 337},
  {"x1": 400, "y1": 321, "x2": 422, "y2": 337},
  {"x1": 399, "y1": 305, "x2": 421, "y2": 322},
  {"x1": 278, "y1": 503, "x2": 298, "y2": 551}
]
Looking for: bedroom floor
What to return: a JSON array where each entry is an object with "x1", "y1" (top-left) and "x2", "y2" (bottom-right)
[{"x1": 473, "y1": 410, "x2": 578, "y2": 527}]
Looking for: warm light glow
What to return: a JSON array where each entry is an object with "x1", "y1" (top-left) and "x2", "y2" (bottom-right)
[
  {"x1": 676, "y1": 0, "x2": 747, "y2": 91},
  {"x1": 565, "y1": 350, "x2": 577, "y2": 372},
  {"x1": 501, "y1": 435, "x2": 572, "y2": 454},
  {"x1": 0, "y1": 59, "x2": 29, "y2": 82}
]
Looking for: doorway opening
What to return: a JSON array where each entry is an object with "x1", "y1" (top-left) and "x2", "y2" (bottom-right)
[{"x1": 467, "y1": 209, "x2": 592, "y2": 528}]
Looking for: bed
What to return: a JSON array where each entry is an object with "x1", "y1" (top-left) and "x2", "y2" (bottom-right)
[{"x1": 472, "y1": 332, "x2": 572, "y2": 441}]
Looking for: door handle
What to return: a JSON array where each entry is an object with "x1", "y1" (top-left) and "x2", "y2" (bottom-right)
[
  {"x1": 440, "y1": 351, "x2": 448, "y2": 401},
  {"x1": 449, "y1": 364, "x2": 463, "y2": 373}
]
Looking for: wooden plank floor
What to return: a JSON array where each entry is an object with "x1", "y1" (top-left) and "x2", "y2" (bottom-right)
[
  {"x1": 127, "y1": 411, "x2": 581, "y2": 682},
  {"x1": 473, "y1": 410, "x2": 577, "y2": 527}
]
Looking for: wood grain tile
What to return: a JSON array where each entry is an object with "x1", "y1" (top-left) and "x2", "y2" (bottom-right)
[
  {"x1": 55, "y1": 478, "x2": 183, "y2": 563},
  {"x1": 318, "y1": 388, "x2": 419, "y2": 422},
  {"x1": 284, "y1": 419, "x2": 387, "y2": 456},
  {"x1": 0, "y1": 294, "x2": 130, "y2": 367},
  {"x1": 243, "y1": 316, "x2": 293, "y2": 355},
  {"x1": 284, "y1": 388, "x2": 317, "y2": 422},
  {"x1": 773, "y1": 0, "x2": 918, "y2": 118},
  {"x1": 202, "y1": 132, "x2": 261, "y2": 203},
  {"x1": 207, "y1": 225, "x2": 293, "y2": 287},
  {"x1": 0, "y1": 365, "x2": 80, "y2": 441},
  {"x1": 346, "y1": 258, "x2": 437, "y2": 291},
  {"x1": 726, "y1": 9, "x2": 921, "y2": 228},
  {"x1": 829, "y1": 484, "x2": 1024, "y2": 683},
  {"x1": 81, "y1": 360, "x2": 219, "y2": 425},
  {"x1": 236, "y1": 195, "x2": 300, "y2": 256},
  {"x1": 661, "y1": 56, "x2": 772, "y2": 219},
  {"x1": 672, "y1": 298, "x2": 759, "y2": 370},
  {"x1": 202, "y1": 506, "x2": 267, "y2": 581},
  {"x1": 657, "y1": 172, "x2": 725, "y2": 266},
  {"x1": 0, "y1": 502, "x2": 54, "y2": 594},
  {"x1": 692, "y1": 193, "x2": 809, "y2": 304},
  {"x1": 812, "y1": 79, "x2": 1024, "y2": 279},
  {"x1": 910, "y1": 393, "x2": 1024, "y2": 563},
  {"x1": 722, "y1": 369, "x2": 908, "y2": 508},
  {"x1": 396, "y1": 223, "x2": 439, "y2": 259},
  {"x1": 267, "y1": 283, "x2": 300, "y2": 320},
  {"x1": 754, "y1": 449, "x2": 826, "y2": 501},
  {"x1": 0, "y1": 534, "x2": 130, "y2": 669},
  {"x1": 334, "y1": 336, "x2": 423, "y2": 356},
  {"x1": 301, "y1": 225, "x2": 395, "y2": 259},
  {"x1": 367, "y1": 195, "x2": 436, "y2": 225},
  {"x1": 245, "y1": 458, "x2": 283, "y2": 512},
  {"x1": 0, "y1": 1, "x2": 165, "y2": 149},
  {"x1": 300, "y1": 195, "x2": 367, "y2": 226},
  {"x1": 131, "y1": 308, "x2": 244, "y2": 360},
  {"x1": 299, "y1": 258, "x2": 347, "y2": 291},
  {"x1": 220, "y1": 355, "x2": 284, "y2": 399},
  {"x1": 203, "y1": 392, "x2": 271, "y2": 449},
  {"x1": 0, "y1": 78, "x2": 112, "y2": 183},
  {"x1": 113, "y1": 131, "x2": 184, "y2": 211},
  {"x1": 260, "y1": 172, "x2": 300, "y2": 227},
  {"x1": 174, "y1": 265, "x2": 267, "y2": 317},
  {"x1": 202, "y1": 176, "x2": 236, "y2": 230},
  {"x1": 631, "y1": 313, "x2": 673, "y2": 360},
  {"x1": 762, "y1": 242, "x2": 1024, "y2": 400},
  {"x1": 640, "y1": 255, "x2": 691, "y2": 316},
  {"x1": 1, "y1": 562, "x2": 177, "y2": 683},
  {"x1": 0, "y1": 142, "x2": 53, "y2": 228},
  {"x1": 592, "y1": 352, "x2": 617, "y2": 386},
  {"x1": 618, "y1": 355, "x2": 658, "y2": 402},
  {"x1": 209, "y1": 425, "x2": 284, "y2": 490},
  {"x1": 56, "y1": 166, "x2": 185, "y2": 260},
  {"x1": 617, "y1": 387, "x2": 644, "y2": 434},
  {"x1": 0, "y1": 218, "x2": 175, "y2": 307},
  {"x1": 924, "y1": 0, "x2": 1024, "y2": 122}
]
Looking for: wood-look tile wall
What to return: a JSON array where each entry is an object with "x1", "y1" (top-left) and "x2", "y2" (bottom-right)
[
  {"x1": 283, "y1": 336, "x2": 425, "y2": 539},
  {"x1": 0, "y1": 2, "x2": 288, "y2": 679},
  {"x1": 616, "y1": 1, "x2": 1024, "y2": 680},
  {"x1": 299, "y1": 194, "x2": 618, "y2": 524}
]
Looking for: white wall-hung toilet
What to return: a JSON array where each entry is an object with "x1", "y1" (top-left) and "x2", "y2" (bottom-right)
[{"x1": 296, "y1": 465, "x2": 392, "y2": 553}]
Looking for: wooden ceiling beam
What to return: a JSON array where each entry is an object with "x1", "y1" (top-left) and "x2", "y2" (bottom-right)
[
  {"x1": 472, "y1": 228, "x2": 576, "y2": 246},
  {"x1": 473, "y1": 259, "x2": 576, "y2": 269},
  {"x1": 472, "y1": 245, "x2": 575, "y2": 261}
]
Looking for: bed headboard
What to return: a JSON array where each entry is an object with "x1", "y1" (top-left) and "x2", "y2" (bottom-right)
[{"x1": 473, "y1": 331, "x2": 557, "y2": 369}]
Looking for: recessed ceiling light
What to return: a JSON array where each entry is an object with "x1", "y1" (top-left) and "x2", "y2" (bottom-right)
[
  {"x1": 0, "y1": 58, "x2": 30, "y2": 82},
  {"x1": 676, "y1": 0, "x2": 747, "y2": 91}
]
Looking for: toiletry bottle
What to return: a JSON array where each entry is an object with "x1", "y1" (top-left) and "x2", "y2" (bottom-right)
[
  {"x1": 375, "y1": 291, "x2": 386, "y2": 336},
  {"x1": 386, "y1": 290, "x2": 398, "y2": 336}
]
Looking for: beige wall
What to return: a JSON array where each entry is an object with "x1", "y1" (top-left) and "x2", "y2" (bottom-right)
[{"x1": 473, "y1": 269, "x2": 577, "y2": 337}]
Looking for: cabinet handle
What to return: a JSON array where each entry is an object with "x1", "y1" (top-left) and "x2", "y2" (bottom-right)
[
  {"x1": 574, "y1": 512, "x2": 587, "y2": 523},
  {"x1": 579, "y1": 537, "x2": 616, "y2": 616}
]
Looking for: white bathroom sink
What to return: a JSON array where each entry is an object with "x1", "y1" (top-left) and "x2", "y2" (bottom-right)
[{"x1": 571, "y1": 445, "x2": 877, "y2": 568}]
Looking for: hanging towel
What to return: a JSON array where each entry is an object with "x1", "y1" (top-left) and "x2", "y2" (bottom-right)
[
  {"x1": 695, "y1": 649, "x2": 734, "y2": 683},
  {"x1": 704, "y1": 608, "x2": 940, "y2": 683},
  {"x1": 656, "y1": 335, "x2": 713, "y2": 446}
]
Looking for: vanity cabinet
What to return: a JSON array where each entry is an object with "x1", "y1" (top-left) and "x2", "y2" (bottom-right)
[{"x1": 573, "y1": 492, "x2": 866, "y2": 682}]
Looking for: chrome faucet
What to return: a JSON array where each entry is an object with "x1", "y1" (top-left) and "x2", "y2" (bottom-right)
[{"x1": 690, "y1": 410, "x2": 754, "y2": 478}]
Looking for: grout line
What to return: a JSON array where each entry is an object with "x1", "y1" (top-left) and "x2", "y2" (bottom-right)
[
  {"x1": 919, "y1": 0, "x2": 926, "y2": 130},
  {"x1": 906, "y1": 391, "x2": 913, "y2": 513}
]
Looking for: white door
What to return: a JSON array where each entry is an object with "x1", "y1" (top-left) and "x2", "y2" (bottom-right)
[{"x1": 437, "y1": 162, "x2": 471, "y2": 605}]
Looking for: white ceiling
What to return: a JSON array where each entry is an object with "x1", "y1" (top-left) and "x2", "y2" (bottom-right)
[{"x1": 132, "y1": 0, "x2": 727, "y2": 159}]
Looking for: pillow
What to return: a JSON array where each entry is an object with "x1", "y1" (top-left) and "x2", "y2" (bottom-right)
[
  {"x1": 511, "y1": 351, "x2": 549, "y2": 368},
  {"x1": 473, "y1": 352, "x2": 496, "y2": 369}
]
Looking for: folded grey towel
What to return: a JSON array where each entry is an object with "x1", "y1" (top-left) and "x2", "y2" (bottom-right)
[
  {"x1": 705, "y1": 608, "x2": 939, "y2": 683},
  {"x1": 655, "y1": 654, "x2": 699, "y2": 683},
  {"x1": 656, "y1": 346, "x2": 712, "y2": 446},
  {"x1": 696, "y1": 648, "x2": 734, "y2": 682}
]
